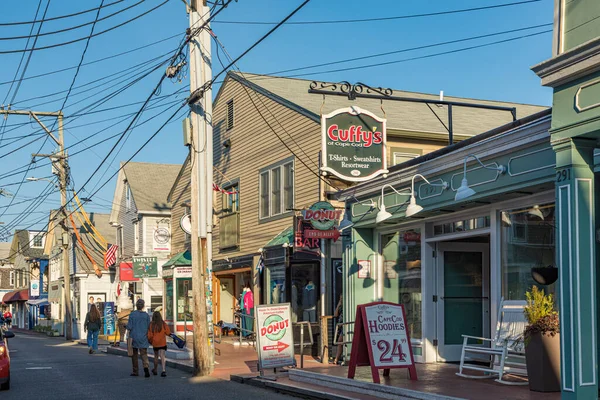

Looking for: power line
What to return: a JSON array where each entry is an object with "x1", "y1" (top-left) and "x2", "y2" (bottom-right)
[
  {"x1": 263, "y1": 23, "x2": 553, "y2": 77},
  {"x1": 0, "y1": 0, "x2": 124, "y2": 26},
  {"x1": 213, "y1": 0, "x2": 543, "y2": 25},
  {"x1": 0, "y1": 0, "x2": 144, "y2": 42},
  {"x1": 0, "y1": 32, "x2": 181, "y2": 87},
  {"x1": 0, "y1": 0, "x2": 169, "y2": 55}
]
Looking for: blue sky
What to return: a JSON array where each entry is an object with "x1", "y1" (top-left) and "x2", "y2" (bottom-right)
[{"x1": 0, "y1": 0, "x2": 554, "y2": 237}]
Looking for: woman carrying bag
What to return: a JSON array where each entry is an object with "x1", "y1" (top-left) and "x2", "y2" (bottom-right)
[
  {"x1": 84, "y1": 304, "x2": 102, "y2": 354},
  {"x1": 148, "y1": 311, "x2": 171, "y2": 377}
]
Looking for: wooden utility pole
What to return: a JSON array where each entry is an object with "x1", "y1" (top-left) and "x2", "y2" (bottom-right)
[
  {"x1": 188, "y1": 0, "x2": 214, "y2": 376},
  {"x1": 1, "y1": 108, "x2": 72, "y2": 340}
]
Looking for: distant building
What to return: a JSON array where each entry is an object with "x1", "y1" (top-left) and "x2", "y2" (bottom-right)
[{"x1": 109, "y1": 161, "x2": 180, "y2": 313}]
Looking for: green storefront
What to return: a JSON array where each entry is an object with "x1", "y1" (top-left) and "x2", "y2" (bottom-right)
[{"x1": 338, "y1": 109, "x2": 558, "y2": 364}]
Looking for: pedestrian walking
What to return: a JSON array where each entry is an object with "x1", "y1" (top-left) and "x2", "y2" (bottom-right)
[
  {"x1": 126, "y1": 298, "x2": 151, "y2": 377},
  {"x1": 84, "y1": 304, "x2": 102, "y2": 354},
  {"x1": 332, "y1": 293, "x2": 344, "y2": 365},
  {"x1": 148, "y1": 311, "x2": 171, "y2": 377}
]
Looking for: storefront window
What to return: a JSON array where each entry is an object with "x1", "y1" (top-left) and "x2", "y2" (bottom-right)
[
  {"x1": 291, "y1": 264, "x2": 319, "y2": 323},
  {"x1": 381, "y1": 228, "x2": 422, "y2": 340},
  {"x1": 266, "y1": 265, "x2": 286, "y2": 305},
  {"x1": 165, "y1": 279, "x2": 173, "y2": 320},
  {"x1": 177, "y1": 278, "x2": 192, "y2": 321},
  {"x1": 501, "y1": 203, "x2": 557, "y2": 301}
]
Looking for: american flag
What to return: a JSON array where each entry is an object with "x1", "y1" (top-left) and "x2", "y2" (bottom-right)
[{"x1": 104, "y1": 243, "x2": 118, "y2": 270}]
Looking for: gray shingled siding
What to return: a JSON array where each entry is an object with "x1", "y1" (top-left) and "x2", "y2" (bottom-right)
[
  {"x1": 118, "y1": 182, "x2": 139, "y2": 262},
  {"x1": 0, "y1": 268, "x2": 13, "y2": 290}
]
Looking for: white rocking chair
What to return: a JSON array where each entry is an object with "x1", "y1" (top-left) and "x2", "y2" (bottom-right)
[{"x1": 456, "y1": 299, "x2": 528, "y2": 385}]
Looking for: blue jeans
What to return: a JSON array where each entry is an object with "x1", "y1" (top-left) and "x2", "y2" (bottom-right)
[{"x1": 87, "y1": 329, "x2": 99, "y2": 351}]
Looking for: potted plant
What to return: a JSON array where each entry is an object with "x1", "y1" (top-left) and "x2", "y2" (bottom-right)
[{"x1": 524, "y1": 286, "x2": 560, "y2": 392}]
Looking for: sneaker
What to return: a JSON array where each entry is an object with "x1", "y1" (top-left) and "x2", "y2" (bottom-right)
[
  {"x1": 88, "y1": 348, "x2": 93, "y2": 354},
  {"x1": 130, "y1": 373, "x2": 138, "y2": 377},
  {"x1": 144, "y1": 368, "x2": 150, "y2": 378},
  {"x1": 161, "y1": 372, "x2": 166, "y2": 377},
  {"x1": 152, "y1": 369, "x2": 157, "y2": 376}
]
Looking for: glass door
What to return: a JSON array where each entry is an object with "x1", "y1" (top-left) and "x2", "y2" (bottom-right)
[{"x1": 436, "y1": 242, "x2": 490, "y2": 362}]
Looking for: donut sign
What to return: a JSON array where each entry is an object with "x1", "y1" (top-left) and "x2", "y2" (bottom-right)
[{"x1": 255, "y1": 303, "x2": 295, "y2": 370}]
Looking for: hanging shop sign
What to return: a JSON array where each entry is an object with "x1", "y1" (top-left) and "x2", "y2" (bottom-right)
[
  {"x1": 294, "y1": 216, "x2": 320, "y2": 250},
  {"x1": 30, "y1": 280, "x2": 40, "y2": 297},
  {"x1": 348, "y1": 301, "x2": 417, "y2": 383},
  {"x1": 180, "y1": 213, "x2": 192, "y2": 235},
  {"x1": 321, "y1": 106, "x2": 388, "y2": 182},
  {"x1": 358, "y1": 260, "x2": 371, "y2": 279},
  {"x1": 133, "y1": 256, "x2": 158, "y2": 278},
  {"x1": 255, "y1": 303, "x2": 295, "y2": 370},
  {"x1": 153, "y1": 225, "x2": 171, "y2": 251},
  {"x1": 301, "y1": 201, "x2": 343, "y2": 241},
  {"x1": 119, "y1": 262, "x2": 139, "y2": 281}
]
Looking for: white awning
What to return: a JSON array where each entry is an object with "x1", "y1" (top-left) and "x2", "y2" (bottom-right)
[{"x1": 27, "y1": 299, "x2": 49, "y2": 306}]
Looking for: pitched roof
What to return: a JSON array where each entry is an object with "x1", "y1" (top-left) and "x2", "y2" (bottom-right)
[
  {"x1": 122, "y1": 161, "x2": 181, "y2": 212},
  {"x1": 70, "y1": 212, "x2": 116, "y2": 274},
  {"x1": 14, "y1": 230, "x2": 45, "y2": 259},
  {"x1": 225, "y1": 72, "x2": 547, "y2": 138}
]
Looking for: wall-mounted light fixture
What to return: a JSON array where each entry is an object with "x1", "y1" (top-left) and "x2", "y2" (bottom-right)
[
  {"x1": 338, "y1": 211, "x2": 353, "y2": 232},
  {"x1": 375, "y1": 184, "x2": 411, "y2": 224},
  {"x1": 455, "y1": 154, "x2": 506, "y2": 201},
  {"x1": 405, "y1": 174, "x2": 448, "y2": 217}
]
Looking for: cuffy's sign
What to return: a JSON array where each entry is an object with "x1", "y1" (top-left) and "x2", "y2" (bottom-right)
[{"x1": 321, "y1": 106, "x2": 388, "y2": 182}]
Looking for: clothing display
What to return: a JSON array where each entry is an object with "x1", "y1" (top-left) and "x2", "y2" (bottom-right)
[
  {"x1": 291, "y1": 284, "x2": 299, "y2": 323},
  {"x1": 302, "y1": 281, "x2": 317, "y2": 322}
]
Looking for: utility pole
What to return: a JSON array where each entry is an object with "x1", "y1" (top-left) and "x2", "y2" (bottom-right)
[
  {"x1": 188, "y1": 0, "x2": 214, "y2": 376},
  {"x1": 1, "y1": 108, "x2": 72, "y2": 340}
]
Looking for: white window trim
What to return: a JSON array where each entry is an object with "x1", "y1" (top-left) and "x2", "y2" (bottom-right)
[
  {"x1": 393, "y1": 152, "x2": 419, "y2": 165},
  {"x1": 259, "y1": 159, "x2": 294, "y2": 220},
  {"x1": 125, "y1": 183, "x2": 131, "y2": 211}
]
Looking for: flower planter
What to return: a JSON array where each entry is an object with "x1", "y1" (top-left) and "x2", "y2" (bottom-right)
[
  {"x1": 525, "y1": 332, "x2": 561, "y2": 392},
  {"x1": 531, "y1": 266, "x2": 558, "y2": 286}
]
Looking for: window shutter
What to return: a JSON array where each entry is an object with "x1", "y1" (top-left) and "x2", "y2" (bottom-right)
[{"x1": 227, "y1": 100, "x2": 234, "y2": 130}]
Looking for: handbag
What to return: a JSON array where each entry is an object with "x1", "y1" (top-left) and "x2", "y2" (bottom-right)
[
  {"x1": 170, "y1": 333, "x2": 186, "y2": 349},
  {"x1": 127, "y1": 337, "x2": 133, "y2": 357}
]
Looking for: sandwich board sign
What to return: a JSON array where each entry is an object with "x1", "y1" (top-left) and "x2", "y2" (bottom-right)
[
  {"x1": 255, "y1": 303, "x2": 295, "y2": 371},
  {"x1": 348, "y1": 301, "x2": 417, "y2": 383}
]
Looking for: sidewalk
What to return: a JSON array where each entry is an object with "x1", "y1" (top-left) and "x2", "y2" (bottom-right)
[{"x1": 233, "y1": 363, "x2": 563, "y2": 400}]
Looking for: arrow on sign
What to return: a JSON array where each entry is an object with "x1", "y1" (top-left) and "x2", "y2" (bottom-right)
[
  {"x1": 304, "y1": 228, "x2": 340, "y2": 242},
  {"x1": 262, "y1": 341, "x2": 290, "y2": 353}
]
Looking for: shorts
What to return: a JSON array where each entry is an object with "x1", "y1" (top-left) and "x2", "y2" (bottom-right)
[{"x1": 153, "y1": 346, "x2": 167, "y2": 351}]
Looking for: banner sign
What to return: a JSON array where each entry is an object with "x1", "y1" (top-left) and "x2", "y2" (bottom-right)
[
  {"x1": 348, "y1": 302, "x2": 417, "y2": 383},
  {"x1": 103, "y1": 302, "x2": 116, "y2": 336},
  {"x1": 133, "y1": 256, "x2": 158, "y2": 278},
  {"x1": 321, "y1": 106, "x2": 387, "y2": 182},
  {"x1": 255, "y1": 303, "x2": 295, "y2": 370},
  {"x1": 30, "y1": 280, "x2": 40, "y2": 297},
  {"x1": 119, "y1": 262, "x2": 139, "y2": 282}
]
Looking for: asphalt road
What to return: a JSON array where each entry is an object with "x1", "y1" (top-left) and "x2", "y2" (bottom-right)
[{"x1": 2, "y1": 331, "x2": 300, "y2": 400}]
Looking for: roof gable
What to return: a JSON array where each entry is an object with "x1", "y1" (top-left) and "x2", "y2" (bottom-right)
[{"x1": 122, "y1": 161, "x2": 182, "y2": 213}]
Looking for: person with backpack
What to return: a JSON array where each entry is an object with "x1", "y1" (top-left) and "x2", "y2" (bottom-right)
[
  {"x1": 84, "y1": 304, "x2": 102, "y2": 354},
  {"x1": 148, "y1": 311, "x2": 171, "y2": 377}
]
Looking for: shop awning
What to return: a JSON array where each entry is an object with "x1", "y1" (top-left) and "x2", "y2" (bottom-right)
[
  {"x1": 27, "y1": 298, "x2": 50, "y2": 306},
  {"x1": 265, "y1": 226, "x2": 293, "y2": 247},
  {"x1": 163, "y1": 250, "x2": 191, "y2": 268},
  {"x1": 2, "y1": 289, "x2": 29, "y2": 304}
]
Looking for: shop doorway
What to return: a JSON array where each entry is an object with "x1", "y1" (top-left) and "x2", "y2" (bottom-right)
[
  {"x1": 219, "y1": 277, "x2": 235, "y2": 324},
  {"x1": 435, "y1": 242, "x2": 490, "y2": 362}
]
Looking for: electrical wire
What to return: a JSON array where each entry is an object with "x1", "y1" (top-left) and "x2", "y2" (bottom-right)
[
  {"x1": 0, "y1": 0, "x2": 124, "y2": 26},
  {"x1": 0, "y1": 0, "x2": 169, "y2": 55},
  {"x1": 213, "y1": 0, "x2": 543, "y2": 25},
  {"x1": 0, "y1": 0, "x2": 145, "y2": 42}
]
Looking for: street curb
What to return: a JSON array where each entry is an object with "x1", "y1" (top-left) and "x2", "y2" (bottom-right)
[
  {"x1": 287, "y1": 369, "x2": 465, "y2": 400},
  {"x1": 230, "y1": 374, "x2": 361, "y2": 400},
  {"x1": 105, "y1": 346, "x2": 193, "y2": 374}
]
